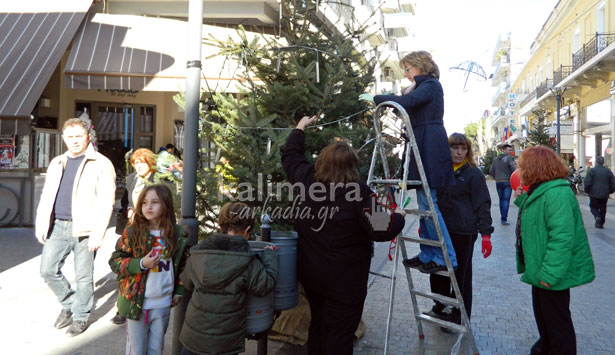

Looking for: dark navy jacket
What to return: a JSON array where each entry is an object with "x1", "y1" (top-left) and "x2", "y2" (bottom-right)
[
  {"x1": 282, "y1": 129, "x2": 405, "y2": 304},
  {"x1": 374, "y1": 75, "x2": 454, "y2": 189},
  {"x1": 437, "y1": 163, "x2": 494, "y2": 236}
]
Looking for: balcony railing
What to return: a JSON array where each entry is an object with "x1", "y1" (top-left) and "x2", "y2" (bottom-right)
[
  {"x1": 535, "y1": 79, "x2": 553, "y2": 98},
  {"x1": 572, "y1": 32, "x2": 615, "y2": 71},
  {"x1": 520, "y1": 89, "x2": 536, "y2": 108},
  {"x1": 552, "y1": 65, "x2": 572, "y2": 86}
]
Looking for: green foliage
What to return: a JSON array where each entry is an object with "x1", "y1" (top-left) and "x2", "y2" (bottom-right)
[
  {"x1": 463, "y1": 122, "x2": 478, "y2": 146},
  {"x1": 528, "y1": 109, "x2": 556, "y2": 150},
  {"x1": 481, "y1": 147, "x2": 497, "y2": 175},
  {"x1": 176, "y1": 1, "x2": 379, "y2": 235}
]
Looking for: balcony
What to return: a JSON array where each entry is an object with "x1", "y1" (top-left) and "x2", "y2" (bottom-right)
[
  {"x1": 572, "y1": 32, "x2": 615, "y2": 71},
  {"x1": 491, "y1": 82, "x2": 510, "y2": 107},
  {"x1": 553, "y1": 65, "x2": 572, "y2": 86},
  {"x1": 535, "y1": 79, "x2": 553, "y2": 99},
  {"x1": 491, "y1": 55, "x2": 510, "y2": 86},
  {"x1": 491, "y1": 34, "x2": 511, "y2": 66},
  {"x1": 520, "y1": 89, "x2": 536, "y2": 108},
  {"x1": 491, "y1": 108, "x2": 506, "y2": 126}
]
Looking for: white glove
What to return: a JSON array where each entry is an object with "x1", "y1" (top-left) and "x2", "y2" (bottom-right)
[{"x1": 358, "y1": 93, "x2": 374, "y2": 104}]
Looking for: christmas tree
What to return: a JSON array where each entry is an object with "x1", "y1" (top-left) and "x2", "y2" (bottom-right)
[
  {"x1": 175, "y1": 1, "x2": 397, "y2": 236},
  {"x1": 528, "y1": 109, "x2": 556, "y2": 150}
]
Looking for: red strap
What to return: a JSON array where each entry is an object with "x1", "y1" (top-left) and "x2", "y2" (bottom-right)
[{"x1": 388, "y1": 238, "x2": 396, "y2": 261}]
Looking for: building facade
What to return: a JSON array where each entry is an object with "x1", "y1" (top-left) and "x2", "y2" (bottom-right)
[
  {"x1": 508, "y1": 0, "x2": 615, "y2": 170},
  {"x1": 0, "y1": 0, "x2": 415, "y2": 226}
]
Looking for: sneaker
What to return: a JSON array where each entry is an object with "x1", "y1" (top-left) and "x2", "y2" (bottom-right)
[
  {"x1": 111, "y1": 312, "x2": 126, "y2": 325},
  {"x1": 418, "y1": 262, "x2": 447, "y2": 274},
  {"x1": 402, "y1": 256, "x2": 424, "y2": 268},
  {"x1": 439, "y1": 309, "x2": 461, "y2": 333},
  {"x1": 66, "y1": 320, "x2": 88, "y2": 337},
  {"x1": 501, "y1": 220, "x2": 510, "y2": 226},
  {"x1": 54, "y1": 309, "x2": 73, "y2": 329}
]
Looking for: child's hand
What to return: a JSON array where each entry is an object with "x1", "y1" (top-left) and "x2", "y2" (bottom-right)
[
  {"x1": 171, "y1": 295, "x2": 182, "y2": 307},
  {"x1": 142, "y1": 249, "x2": 161, "y2": 269}
]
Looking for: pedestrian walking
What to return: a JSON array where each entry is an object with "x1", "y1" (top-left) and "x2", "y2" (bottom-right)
[
  {"x1": 490, "y1": 143, "x2": 517, "y2": 225},
  {"x1": 361, "y1": 50, "x2": 457, "y2": 274},
  {"x1": 282, "y1": 115, "x2": 406, "y2": 355},
  {"x1": 427, "y1": 133, "x2": 494, "y2": 326},
  {"x1": 583, "y1": 156, "x2": 615, "y2": 229},
  {"x1": 109, "y1": 184, "x2": 190, "y2": 355},
  {"x1": 178, "y1": 202, "x2": 278, "y2": 355},
  {"x1": 513, "y1": 146, "x2": 595, "y2": 355},
  {"x1": 36, "y1": 118, "x2": 116, "y2": 337}
]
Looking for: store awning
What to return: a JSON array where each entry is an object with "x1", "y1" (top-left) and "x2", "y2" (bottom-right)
[
  {"x1": 64, "y1": 13, "x2": 266, "y2": 93},
  {"x1": 0, "y1": 0, "x2": 93, "y2": 118}
]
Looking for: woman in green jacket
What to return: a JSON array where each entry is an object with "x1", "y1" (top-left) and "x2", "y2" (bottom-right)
[{"x1": 513, "y1": 146, "x2": 595, "y2": 355}]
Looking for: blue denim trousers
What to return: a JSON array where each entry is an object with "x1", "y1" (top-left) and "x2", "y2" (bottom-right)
[
  {"x1": 126, "y1": 307, "x2": 171, "y2": 355},
  {"x1": 495, "y1": 182, "x2": 512, "y2": 222},
  {"x1": 39, "y1": 219, "x2": 95, "y2": 322},
  {"x1": 416, "y1": 188, "x2": 457, "y2": 267}
]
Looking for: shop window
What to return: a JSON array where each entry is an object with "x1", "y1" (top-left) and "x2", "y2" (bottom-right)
[{"x1": 0, "y1": 119, "x2": 31, "y2": 170}]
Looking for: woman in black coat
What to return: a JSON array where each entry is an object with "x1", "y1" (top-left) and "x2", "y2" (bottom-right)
[
  {"x1": 366, "y1": 51, "x2": 456, "y2": 274},
  {"x1": 282, "y1": 116, "x2": 406, "y2": 355},
  {"x1": 427, "y1": 133, "x2": 494, "y2": 326}
]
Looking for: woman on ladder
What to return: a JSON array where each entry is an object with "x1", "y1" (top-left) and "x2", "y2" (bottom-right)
[{"x1": 360, "y1": 50, "x2": 457, "y2": 274}]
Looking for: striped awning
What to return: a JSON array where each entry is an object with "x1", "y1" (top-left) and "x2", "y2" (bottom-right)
[
  {"x1": 0, "y1": 0, "x2": 93, "y2": 118},
  {"x1": 64, "y1": 13, "x2": 266, "y2": 93}
]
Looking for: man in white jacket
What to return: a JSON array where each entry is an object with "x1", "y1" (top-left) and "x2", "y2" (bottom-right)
[{"x1": 36, "y1": 118, "x2": 115, "y2": 337}]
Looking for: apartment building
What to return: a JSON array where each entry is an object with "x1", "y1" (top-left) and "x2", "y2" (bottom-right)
[{"x1": 509, "y1": 0, "x2": 615, "y2": 169}]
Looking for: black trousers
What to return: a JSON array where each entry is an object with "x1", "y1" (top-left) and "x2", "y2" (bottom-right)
[
  {"x1": 429, "y1": 233, "x2": 477, "y2": 318},
  {"x1": 589, "y1": 197, "x2": 608, "y2": 225},
  {"x1": 530, "y1": 286, "x2": 576, "y2": 355},
  {"x1": 304, "y1": 287, "x2": 364, "y2": 355}
]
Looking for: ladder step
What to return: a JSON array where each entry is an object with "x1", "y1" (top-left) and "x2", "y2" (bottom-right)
[
  {"x1": 369, "y1": 179, "x2": 423, "y2": 186},
  {"x1": 369, "y1": 271, "x2": 392, "y2": 279},
  {"x1": 418, "y1": 314, "x2": 467, "y2": 333},
  {"x1": 401, "y1": 236, "x2": 442, "y2": 247},
  {"x1": 403, "y1": 209, "x2": 432, "y2": 217},
  {"x1": 410, "y1": 289, "x2": 460, "y2": 307}
]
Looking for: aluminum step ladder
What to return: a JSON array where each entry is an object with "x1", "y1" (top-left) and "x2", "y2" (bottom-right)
[{"x1": 366, "y1": 101, "x2": 479, "y2": 355}]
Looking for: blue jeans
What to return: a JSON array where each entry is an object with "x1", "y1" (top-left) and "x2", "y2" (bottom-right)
[
  {"x1": 40, "y1": 219, "x2": 95, "y2": 322},
  {"x1": 416, "y1": 188, "x2": 457, "y2": 267},
  {"x1": 495, "y1": 182, "x2": 512, "y2": 222},
  {"x1": 126, "y1": 307, "x2": 171, "y2": 355}
]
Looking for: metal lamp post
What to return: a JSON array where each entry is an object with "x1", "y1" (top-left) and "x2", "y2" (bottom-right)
[
  {"x1": 172, "y1": 0, "x2": 203, "y2": 353},
  {"x1": 549, "y1": 87, "x2": 567, "y2": 155}
]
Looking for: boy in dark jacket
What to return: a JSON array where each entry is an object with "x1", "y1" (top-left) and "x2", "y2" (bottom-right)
[{"x1": 179, "y1": 202, "x2": 278, "y2": 355}]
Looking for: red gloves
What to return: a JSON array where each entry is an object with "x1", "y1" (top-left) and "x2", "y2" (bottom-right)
[{"x1": 481, "y1": 235, "x2": 492, "y2": 258}]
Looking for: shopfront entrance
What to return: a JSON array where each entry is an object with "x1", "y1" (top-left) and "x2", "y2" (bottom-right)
[{"x1": 75, "y1": 102, "x2": 155, "y2": 188}]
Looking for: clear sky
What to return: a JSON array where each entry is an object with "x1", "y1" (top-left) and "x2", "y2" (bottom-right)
[{"x1": 398, "y1": 0, "x2": 559, "y2": 135}]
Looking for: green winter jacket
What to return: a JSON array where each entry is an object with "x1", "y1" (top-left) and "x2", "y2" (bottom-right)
[
  {"x1": 109, "y1": 225, "x2": 189, "y2": 320},
  {"x1": 513, "y1": 179, "x2": 595, "y2": 290},
  {"x1": 179, "y1": 234, "x2": 278, "y2": 355}
]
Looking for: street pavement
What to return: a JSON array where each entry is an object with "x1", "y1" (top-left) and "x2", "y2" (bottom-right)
[{"x1": 1, "y1": 180, "x2": 614, "y2": 354}]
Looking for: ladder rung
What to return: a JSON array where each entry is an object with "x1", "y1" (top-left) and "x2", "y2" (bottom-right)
[
  {"x1": 369, "y1": 179, "x2": 423, "y2": 186},
  {"x1": 401, "y1": 236, "x2": 441, "y2": 247},
  {"x1": 369, "y1": 271, "x2": 392, "y2": 279},
  {"x1": 418, "y1": 314, "x2": 467, "y2": 333},
  {"x1": 403, "y1": 209, "x2": 432, "y2": 217},
  {"x1": 410, "y1": 289, "x2": 460, "y2": 307}
]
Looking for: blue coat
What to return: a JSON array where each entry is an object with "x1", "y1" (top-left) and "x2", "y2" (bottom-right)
[{"x1": 374, "y1": 75, "x2": 454, "y2": 189}]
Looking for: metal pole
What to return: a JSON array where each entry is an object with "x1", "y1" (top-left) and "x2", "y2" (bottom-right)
[
  {"x1": 172, "y1": 0, "x2": 202, "y2": 353},
  {"x1": 610, "y1": 94, "x2": 615, "y2": 173},
  {"x1": 556, "y1": 93, "x2": 561, "y2": 155},
  {"x1": 257, "y1": 214, "x2": 272, "y2": 355}
]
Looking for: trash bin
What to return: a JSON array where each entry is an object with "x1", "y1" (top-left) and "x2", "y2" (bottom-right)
[
  {"x1": 270, "y1": 231, "x2": 298, "y2": 311},
  {"x1": 245, "y1": 241, "x2": 275, "y2": 334}
]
